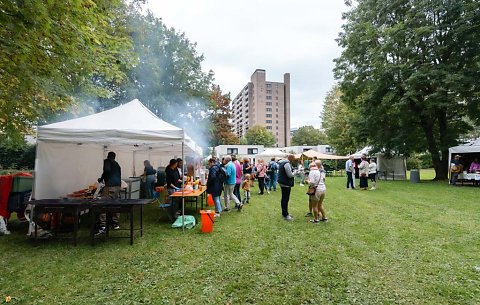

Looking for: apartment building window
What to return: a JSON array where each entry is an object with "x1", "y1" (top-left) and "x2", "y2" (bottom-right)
[
  {"x1": 266, "y1": 126, "x2": 272, "y2": 130},
  {"x1": 227, "y1": 148, "x2": 238, "y2": 155},
  {"x1": 276, "y1": 132, "x2": 279, "y2": 135},
  {"x1": 276, "y1": 114, "x2": 279, "y2": 118},
  {"x1": 276, "y1": 108, "x2": 278, "y2": 112},
  {"x1": 266, "y1": 83, "x2": 272, "y2": 88},
  {"x1": 266, "y1": 102, "x2": 272, "y2": 106},
  {"x1": 276, "y1": 102, "x2": 279, "y2": 106},
  {"x1": 266, "y1": 120, "x2": 272, "y2": 124},
  {"x1": 276, "y1": 126, "x2": 279, "y2": 130},
  {"x1": 266, "y1": 108, "x2": 272, "y2": 112},
  {"x1": 247, "y1": 148, "x2": 258, "y2": 154},
  {"x1": 266, "y1": 96, "x2": 272, "y2": 100},
  {"x1": 276, "y1": 120, "x2": 279, "y2": 124},
  {"x1": 266, "y1": 114, "x2": 272, "y2": 118},
  {"x1": 266, "y1": 90, "x2": 272, "y2": 94},
  {"x1": 276, "y1": 96, "x2": 278, "y2": 100}
]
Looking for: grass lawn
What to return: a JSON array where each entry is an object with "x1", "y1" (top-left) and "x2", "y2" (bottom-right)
[{"x1": 1, "y1": 173, "x2": 479, "y2": 304}]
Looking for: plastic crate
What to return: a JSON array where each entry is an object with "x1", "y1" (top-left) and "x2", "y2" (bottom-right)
[
  {"x1": 7, "y1": 191, "x2": 32, "y2": 212},
  {"x1": 11, "y1": 176, "x2": 33, "y2": 192}
]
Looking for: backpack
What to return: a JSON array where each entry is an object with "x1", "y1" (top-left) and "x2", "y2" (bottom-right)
[
  {"x1": 218, "y1": 166, "x2": 227, "y2": 183},
  {"x1": 267, "y1": 161, "x2": 278, "y2": 174}
]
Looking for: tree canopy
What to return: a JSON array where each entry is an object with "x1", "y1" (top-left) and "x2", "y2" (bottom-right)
[
  {"x1": 321, "y1": 85, "x2": 364, "y2": 155},
  {"x1": 245, "y1": 125, "x2": 276, "y2": 147},
  {"x1": 291, "y1": 125, "x2": 327, "y2": 146},
  {"x1": 335, "y1": 0, "x2": 480, "y2": 179},
  {"x1": 0, "y1": 0, "x2": 135, "y2": 143},
  {"x1": 208, "y1": 85, "x2": 238, "y2": 146}
]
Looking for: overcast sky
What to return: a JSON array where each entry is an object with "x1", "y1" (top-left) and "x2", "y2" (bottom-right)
[{"x1": 146, "y1": 1, "x2": 349, "y2": 129}]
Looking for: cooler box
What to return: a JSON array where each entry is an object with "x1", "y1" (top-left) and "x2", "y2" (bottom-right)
[{"x1": 11, "y1": 176, "x2": 34, "y2": 192}]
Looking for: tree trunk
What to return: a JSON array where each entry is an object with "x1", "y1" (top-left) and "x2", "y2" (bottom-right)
[
  {"x1": 436, "y1": 110, "x2": 449, "y2": 180},
  {"x1": 419, "y1": 116, "x2": 448, "y2": 180}
]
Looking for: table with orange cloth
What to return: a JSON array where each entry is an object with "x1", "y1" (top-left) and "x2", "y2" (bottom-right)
[{"x1": 169, "y1": 187, "x2": 207, "y2": 214}]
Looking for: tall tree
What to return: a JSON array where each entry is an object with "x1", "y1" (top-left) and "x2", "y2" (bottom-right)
[
  {"x1": 115, "y1": 11, "x2": 213, "y2": 127},
  {"x1": 0, "y1": 0, "x2": 135, "y2": 144},
  {"x1": 335, "y1": 0, "x2": 480, "y2": 179},
  {"x1": 291, "y1": 126, "x2": 327, "y2": 146},
  {"x1": 321, "y1": 85, "x2": 364, "y2": 155},
  {"x1": 245, "y1": 125, "x2": 276, "y2": 147},
  {"x1": 208, "y1": 85, "x2": 238, "y2": 146}
]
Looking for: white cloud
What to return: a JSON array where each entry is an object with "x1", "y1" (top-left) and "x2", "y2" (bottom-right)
[{"x1": 146, "y1": 0, "x2": 348, "y2": 128}]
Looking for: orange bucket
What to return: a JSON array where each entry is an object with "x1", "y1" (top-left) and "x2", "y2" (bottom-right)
[
  {"x1": 200, "y1": 210, "x2": 215, "y2": 233},
  {"x1": 207, "y1": 194, "x2": 214, "y2": 206}
]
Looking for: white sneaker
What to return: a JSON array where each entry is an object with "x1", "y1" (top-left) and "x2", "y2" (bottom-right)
[
  {"x1": 214, "y1": 213, "x2": 220, "y2": 218},
  {"x1": 283, "y1": 215, "x2": 294, "y2": 221},
  {"x1": 299, "y1": 183, "x2": 304, "y2": 186},
  {"x1": 370, "y1": 187, "x2": 376, "y2": 190}
]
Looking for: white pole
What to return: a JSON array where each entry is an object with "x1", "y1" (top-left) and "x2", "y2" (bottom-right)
[{"x1": 182, "y1": 141, "x2": 185, "y2": 231}]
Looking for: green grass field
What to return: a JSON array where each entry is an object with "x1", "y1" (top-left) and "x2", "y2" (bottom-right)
[{"x1": 1, "y1": 171, "x2": 479, "y2": 304}]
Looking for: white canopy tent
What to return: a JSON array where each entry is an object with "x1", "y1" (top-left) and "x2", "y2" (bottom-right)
[
  {"x1": 34, "y1": 99, "x2": 202, "y2": 199},
  {"x1": 448, "y1": 138, "x2": 480, "y2": 179},
  {"x1": 255, "y1": 148, "x2": 287, "y2": 161},
  {"x1": 352, "y1": 146, "x2": 407, "y2": 180},
  {"x1": 448, "y1": 138, "x2": 480, "y2": 162},
  {"x1": 300, "y1": 149, "x2": 348, "y2": 160}
]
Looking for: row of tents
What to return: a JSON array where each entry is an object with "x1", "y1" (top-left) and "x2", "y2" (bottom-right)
[{"x1": 34, "y1": 99, "x2": 480, "y2": 200}]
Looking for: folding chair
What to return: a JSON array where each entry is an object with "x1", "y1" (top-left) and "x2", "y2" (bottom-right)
[{"x1": 155, "y1": 186, "x2": 174, "y2": 222}]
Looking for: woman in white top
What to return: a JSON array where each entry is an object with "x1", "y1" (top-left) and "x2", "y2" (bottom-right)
[
  {"x1": 368, "y1": 158, "x2": 377, "y2": 190},
  {"x1": 307, "y1": 160, "x2": 327, "y2": 223},
  {"x1": 358, "y1": 154, "x2": 369, "y2": 190}
]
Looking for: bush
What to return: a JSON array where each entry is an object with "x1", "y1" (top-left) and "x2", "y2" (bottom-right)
[
  {"x1": 0, "y1": 143, "x2": 36, "y2": 170},
  {"x1": 406, "y1": 153, "x2": 432, "y2": 170}
]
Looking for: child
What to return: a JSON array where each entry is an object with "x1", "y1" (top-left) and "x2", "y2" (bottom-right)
[{"x1": 241, "y1": 174, "x2": 252, "y2": 204}]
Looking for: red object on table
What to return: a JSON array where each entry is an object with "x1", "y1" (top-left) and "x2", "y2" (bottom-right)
[{"x1": 172, "y1": 190, "x2": 193, "y2": 195}]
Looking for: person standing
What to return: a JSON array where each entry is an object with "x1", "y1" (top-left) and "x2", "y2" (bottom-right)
[
  {"x1": 176, "y1": 158, "x2": 184, "y2": 182},
  {"x1": 232, "y1": 155, "x2": 242, "y2": 203},
  {"x1": 307, "y1": 160, "x2": 327, "y2": 223},
  {"x1": 358, "y1": 154, "x2": 369, "y2": 190},
  {"x1": 97, "y1": 151, "x2": 122, "y2": 234},
  {"x1": 450, "y1": 155, "x2": 462, "y2": 185},
  {"x1": 141, "y1": 160, "x2": 157, "y2": 199},
  {"x1": 297, "y1": 163, "x2": 305, "y2": 186},
  {"x1": 345, "y1": 155, "x2": 355, "y2": 189},
  {"x1": 277, "y1": 154, "x2": 296, "y2": 221},
  {"x1": 242, "y1": 157, "x2": 254, "y2": 187},
  {"x1": 368, "y1": 158, "x2": 377, "y2": 190},
  {"x1": 165, "y1": 159, "x2": 182, "y2": 215},
  {"x1": 241, "y1": 174, "x2": 252, "y2": 204},
  {"x1": 469, "y1": 157, "x2": 480, "y2": 186},
  {"x1": 206, "y1": 158, "x2": 224, "y2": 217},
  {"x1": 224, "y1": 155, "x2": 243, "y2": 211},
  {"x1": 256, "y1": 159, "x2": 267, "y2": 195},
  {"x1": 267, "y1": 157, "x2": 278, "y2": 192}
]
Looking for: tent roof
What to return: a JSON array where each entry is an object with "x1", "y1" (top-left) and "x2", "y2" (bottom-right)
[
  {"x1": 256, "y1": 148, "x2": 287, "y2": 158},
  {"x1": 37, "y1": 99, "x2": 201, "y2": 154},
  {"x1": 301, "y1": 149, "x2": 348, "y2": 160},
  {"x1": 449, "y1": 138, "x2": 480, "y2": 154}
]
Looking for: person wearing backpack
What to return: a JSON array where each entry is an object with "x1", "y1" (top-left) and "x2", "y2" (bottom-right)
[
  {"x1": 277, "y1": 154, "x2": 296, "y2": 221},
  {"x1": 267, "y1": 157, "x2": 278, "y2": 193},
  {"x1": 206, "y1": 158, "x2": 224, "y2": 217}
]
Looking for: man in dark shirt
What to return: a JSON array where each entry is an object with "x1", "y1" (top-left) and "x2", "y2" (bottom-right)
[
  {"x1": 277, "y1": 154, "x2": 296, "y2": 221},
  {"x1": 97, "y1": 151, "x2": 121, "y2": 234}
]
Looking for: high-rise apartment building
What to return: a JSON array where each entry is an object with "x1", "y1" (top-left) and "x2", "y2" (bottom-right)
[{"x1": 231, "y1": 69, "x2": 291, "y2": 147}]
